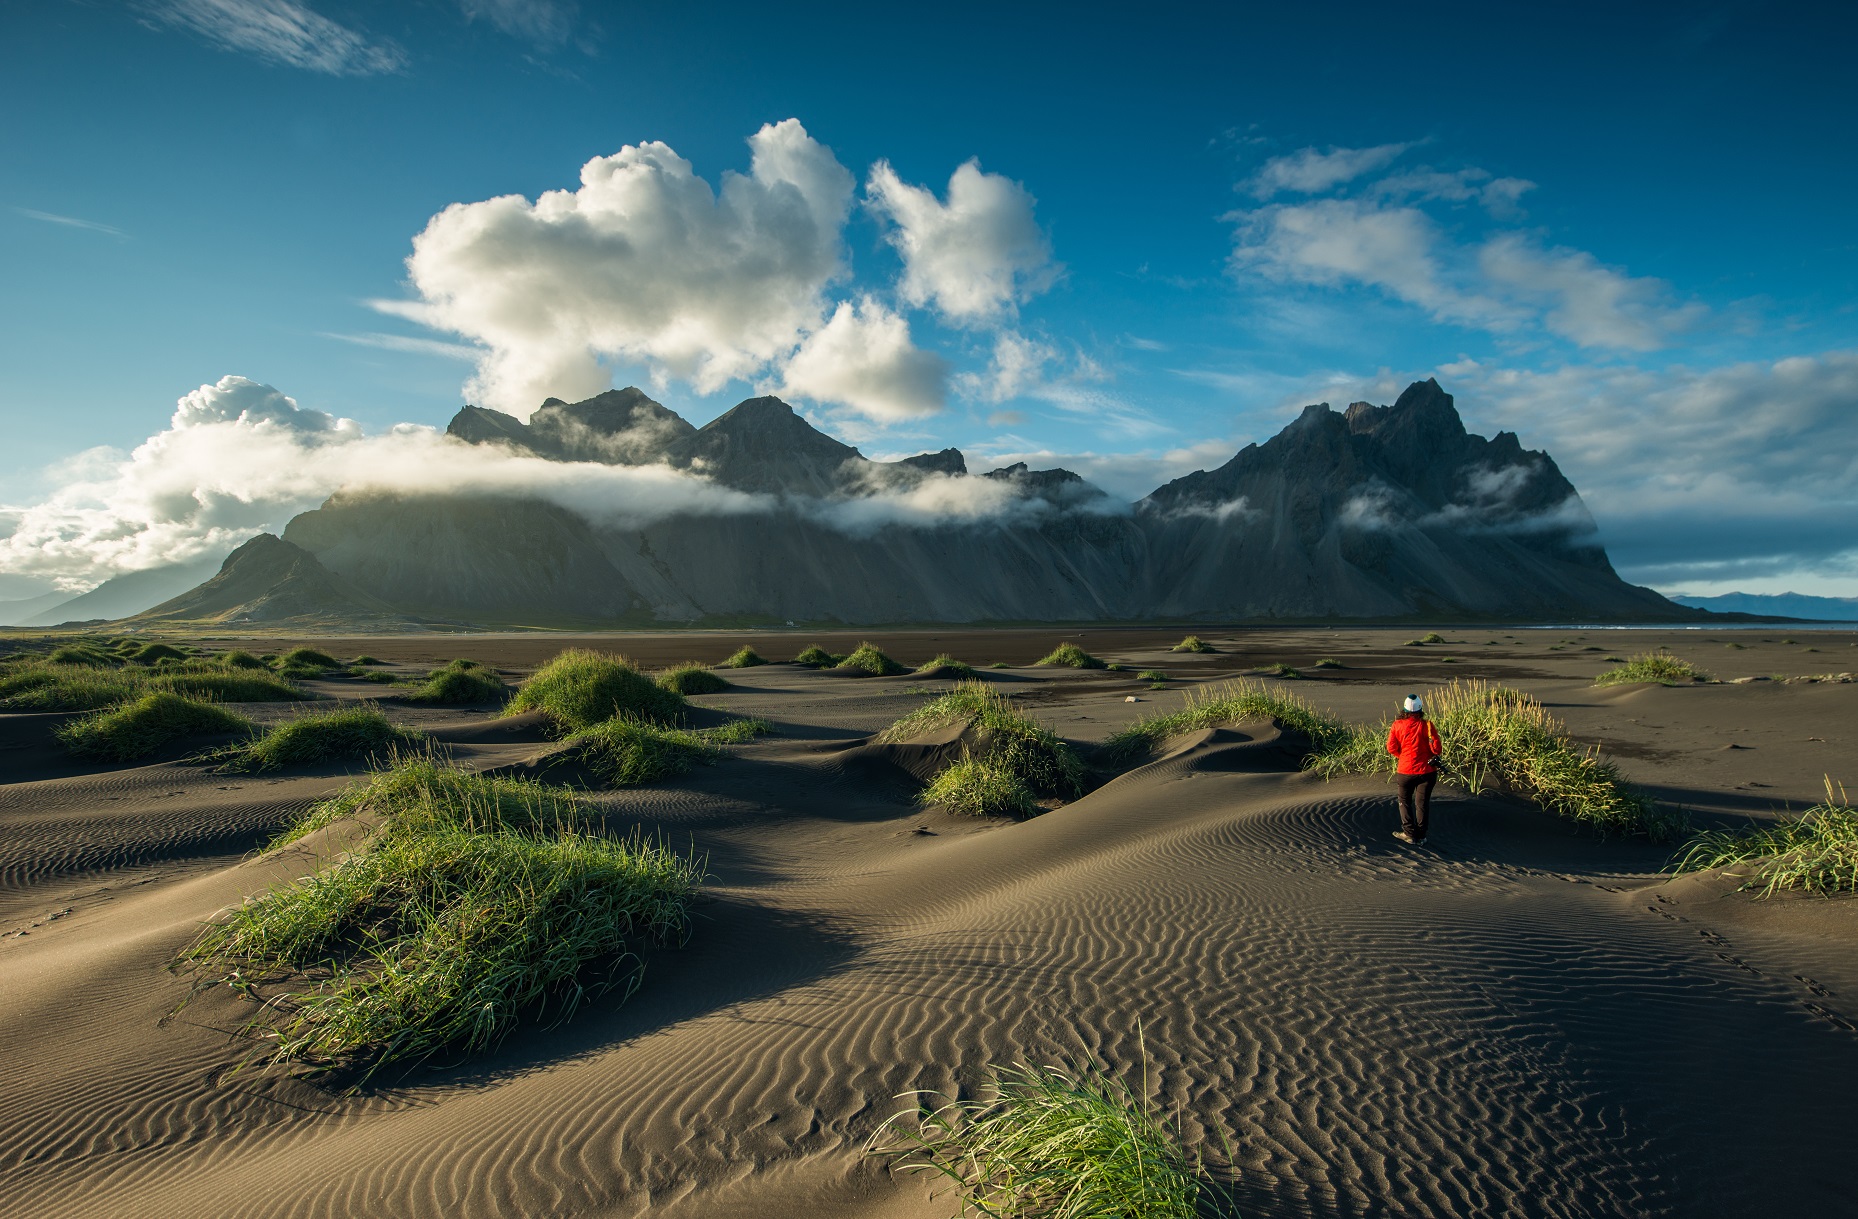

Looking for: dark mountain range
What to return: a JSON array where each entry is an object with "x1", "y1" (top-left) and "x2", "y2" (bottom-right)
[
  {"x1": 132, "y1": 379, "x2": 1694, "y2": 627},
  {"x1": 133, "y1": 534, "x2": 421, "y2": 628}
]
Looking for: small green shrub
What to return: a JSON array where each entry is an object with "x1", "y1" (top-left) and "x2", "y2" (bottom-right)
[
  {"x1": 719, "y1": 646, "x2": 768, "y2": 668},
  {"x1": 793, "y1": 645, "x2": 841, "y2": 667},
  {"x1": 1406, "y1": 633, "x2": 1446, "y2": 646},
  {"x1": 1171, "y1": 635, "x2": 1214, "y2": 653},
  {"x1": 916, "y1": 654, "x2": 977, "y2": 679},
  {"x1": 874, "y1": 1058, "x2": 1208, "y2": 1219},
  {"x1": 1035, "y1": 642, "x2": 1105, "y2": 669},
  {"x1": 1673, "y1": 780, "x2": 1856, "y2": 896},
  {"x1": 563, "y1": 716, "x2": 718, "y2": 787},
  {"x1": 883, "y1": 682, "x2": 1083, "y2": 812},
  {"x1": 221, "y1": 705, "x2": 421, "y2": 771},
  {"x1": 221, "y1": 649, "x2": 268, "y2": 670},
  {"x1": 56, "y1": 692, "x2": 253, "y2": 761},
  {"x1": 1137, "y1": 669, "x2": 1167, "y2": 682},
  {"x1": 920, "y1": 760, "x2": 1036, "y2": 818},
  {"x1": 835, "y1": 642, "x2": 907, "y2": 676},
  {"x1": 1594, "y1": 651, "x2": 1710, "y2": 686},
  {"x1": 658, "y1": 663, "x2": 729, "y2": 695},
  {"x1": 505, "y1": 649, "x2": 684, "y2": 730}
]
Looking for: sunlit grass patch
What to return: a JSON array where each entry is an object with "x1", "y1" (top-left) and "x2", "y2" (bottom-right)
[
  {"x1": 882, "y1": 682, "x2": 1083, "y2": 815},
  {"x1": 916, "y1": 653, "x2": 977, "y2": 679},
  {"x1": 124, "y1": 642, "x2": 191, "y2": 664},
  {"x1": 47, "y1": 644, "x2": 120, "y2": 666},
  {"x1": 1170, "y1": 635, "x2": 1214, "y2": 653},
  {"x1": 793, "y1": 644, "x2": 842, "y2": 667},
  {"x1": 1035, "y1": 642, "x2": 1105, "y2": 669},
  {"x1": 1594, "y1": 651, "x2": 1711, "y2": 686},
  {"x1": 0, "y1": 657, "x2": 303, "y2": 711},
  {"x1": 55, "y1": 692, "x2": 253, "y2": 761},
  {"x1": 835, "y1": 641, "x2": 907, "y2": 676},
  {"x1": 1313, "y1": 657, "x2": 1344, "y2": 669},
  {"x1": 1674, "y1": 779, "x2": 1857, "y2": 896},
  {"x1": 873, "y1": 1057, "x2": 1212, "y2": 1219},
  {"x1": 561, "y1": 715, "x2": 775, "y2": 787},
  {"x1": 218, "y1": 705, "x2": 422, "y2": 772},
  {"x1": 405, "y1": 658, "x2": 503, "y2": 704},
  {"x1": 1406, "y1": 632, "x2": 1446, "y2": 646},
  {"x1": 1260, "y1": 662, "x2": 1301, "y2": 679},
  {"x1": 919, "y1": 759, "x2": 1037, "y2": 818},
  {"x1": 658, "y1": 662, "x2": 729, "y2": 695},
  {"x1": 1103, "y1": 678, "x2": 1351, "y2": 767},
  {"x1": 182, "y1": 759, "x2": 703, "y2": 1081},
  {"x1": 221, "y1": 649, "x2": 269, "y2": 670},
  {"x1": 1137, "y1": 669, "x2": 1167, "y2": 682},
  {"x1": 719, "y1": 645, "x2": 768, "y2": 668},
  {"x1": 505, "y1": 648, "x2": 684, "y2": 731},
  {"x1": 1308, "y1": 679, "x2": 1681, "y2": 839}
]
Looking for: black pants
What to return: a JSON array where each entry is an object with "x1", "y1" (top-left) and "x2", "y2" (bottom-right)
[{"x1": 1396, "y1": 772, "x2": 1436, "y2": 839}]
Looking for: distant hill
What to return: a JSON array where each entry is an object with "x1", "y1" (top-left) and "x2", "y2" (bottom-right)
[
  {"x1": 20, "y1": 555, "x2": 224, "y2": 626},
  {"x1": 1673, "y1": 591, "x2": 1858, "y2": 621},
  {"x1": 0, "y1": 591, "x2": 72, "y2": 627},
  {"x1": 129, "y1": 534, "x2": 423, "y2": 628}
]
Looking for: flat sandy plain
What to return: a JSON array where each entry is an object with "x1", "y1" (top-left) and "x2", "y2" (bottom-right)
[{"x1": 3, "y1": 625, "x2": 1856, "y2": 1219}]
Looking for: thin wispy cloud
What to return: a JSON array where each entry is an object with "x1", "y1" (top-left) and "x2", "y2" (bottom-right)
[
  {"x1": 322, "y1": 332, "x2": 483, "y2": 362},
  {"x1": 148, "y1": 0, "x2": 407, "y2": 75},
  {"x1": 15, "y1": 208, "x2": 126, "y2": 238},
  {"x1": 458, "y1": 0, "x2": 578, "y2": 48}
]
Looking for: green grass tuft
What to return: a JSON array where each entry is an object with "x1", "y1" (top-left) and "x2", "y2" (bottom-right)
[
  {"x1": 1307, "y1": 679, "x2": 1680, "y2": 839},
  {"x1": 0, "y1": 657, "x2": 304, "y2": 711},
  {"x1": 988, "y1": 662, "x2": 1010, "y2": 669},
  {"x1": 1035, "y1": 642, "x2": 1105, "y2": 669},
  {"x1": 221, "y1": 649, "x2": 269, "y2": 670},
  {"x1": 916, "y1": 653, "x2": 978, "y2": 679},
  {"x1": 719, "y1": 645, "x2": 768, "y2": 668},
  {"x1": 1594, "y1": 651, "x2": 1711, "y2": 686},
  {"x1": 1260, "y1": 662, "x2": 1301, "y2": 679},
  {"x1": 182, "y1": 759, "x2": 702, "y2": 1080},
  {"x1": 1170, "y1": 635, "x2": 1214, "y2": 653},
  {"x1": 1104, "y1": 678, "x2": 1351, "y2": 767},
  {"x1": 835, "y1": 641, "x2": 907, "y2": 676},
  {"x1": 883, "y1": 682, "x2": 1083, "y2": 815},
  {"x1": 505, "y1": 648, "x2": 684, "y2": 731},
  {"x1": 351, "y1": 655, "x2": 386, "y2": 665},
  {"x1": 124, "y1": 642, "x2": 190, "y2": 664},
  {"x1": 1137, "y1": 669, "x2": 1167, "y2": 682},
  {"x1": 219, "y1": 705, "x2": 422, "y2": 771},
  {"x1": 874, "y1": 1057, "x2": 1209, "y2": 1219},
  {"x1": 406, "y1": 659, "x2": 505, "y2": 705},
  {"x1": 658, "y1": 663, "x2": 729, "y2": 695},
  {"x1": 562, "y1": 715, "x2": 719, "y2": 786},
  {"x1": 793, "y1": 644, "x2": 841, "y2": 667},
  {"x1": 919, "y1": 759, "x2": 1036, "y2": 818},
  {"x1": 47, "y1": 645, "x2": 119, "y2": 666},
  {"x1": 1673, "y1": 779, "x2": 1856, "y2": 896},
  {"x1": 1313, "y1": 657, "x2": 1344, "y2": 669},
  {"x1": 55, "y1": 692, "x2": 253, "y2": 761}
]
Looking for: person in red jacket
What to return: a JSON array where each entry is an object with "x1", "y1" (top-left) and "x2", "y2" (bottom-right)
[{"x1": 1386, "y1": 693, "x2": 1442, "y2": 844}]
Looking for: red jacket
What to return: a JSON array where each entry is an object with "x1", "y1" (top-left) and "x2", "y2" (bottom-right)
[{"x1": 1386, "y1": 716, "x2": 1442, "y2": 775}]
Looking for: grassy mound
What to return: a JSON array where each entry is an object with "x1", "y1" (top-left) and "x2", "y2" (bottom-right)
[
  {"x1": 1674, "y1": 780, "x2": 1857, "y2": 896},
  {"x1": 1594, "y1": 651, "x2": 1711, "y2": 686},
  {"x1": 875, "y1": 1059, "x2": 1208, "y2": 1219},
  {"x1": 561, "y1": 716, "x2": 722, "y2": 786},
  {"x1": 277, "y1": 647, "x2": 341, "y2": 669},
  {"x1": 1104, "y1": 679, "x2": 1352, "y2": 767},
  {"x1": 1260, "y1": 663, "x2": 1301, "y2": 679},
  {"x1": 1312, "y1": 657, "x2": 1344, "y2": 669},
  {"x1": 1308, "y1": 679, "x2": 1679, "y2": 839},
  {"x1": 47, "y1": 645, "x2": 119, "y2": 666},
  {"x1": 0, "y1": 657, "x2": 304, "y2": 711},
  {"x1": 1137, "y1": 669, "x2": 1167, "y2": 682},
  {"x1": 220, "y1": 649, "x2": 269, "y2": 670},
  {"x1": 122, "y1": 642, "x2": 190, "y2": 664},
  {"x1": 505, "y1": 649, "x2": 684, "y2": 731},
  {"x1": 916, "y1": 654, "x2": 977, "y2": 679},
  {"x1": 793, "y1": 644, "x2": 841, "y2": 667},
  {"x1": 182, "y1": 759, "x2": 702, "y2": 1081},
  {"x1": 883, "y1": 682, "x2": 1083, "y2": 816},
  {"x1": 1170, "y1": 635, "x2": 1214, "y2": 653},
  {"x1": 719, "y1": 645, "x2": 768, "y2": 668},
  {"x1": 407, "y1": 659, "x2": 504, "y2": 705},
  {"x1": 352, "y1": 655, "x2": 386, "y2": 666},
  {"x1": 220, "y1": 705, "x2": 422, "y2": 771},
  {"x1": 1035, "y1": 642, "x2": 1106, "y2": 669},
  {"x1": 835, "y1": 642, "x2": 907, "y2": 676},
  {"x1": 55, "y1": 692, "x2": 253, "y2": 761},
  {"x1": 658, "y1": 663, "x2": 729, "y2": 695}
]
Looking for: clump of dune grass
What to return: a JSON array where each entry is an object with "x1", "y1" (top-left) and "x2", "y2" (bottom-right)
[
  {"x1": 793, "y1": 644, "x2": 841, "y2": 667},
  {"x1": 561, "y1": 715, "x2": 721, "y2": 787},
  {"x1": 505, "y1": 648, "x2": 684, "y2": 731},
  {"x1": 1674, "y1": 779, "x2": 1857, "y2": 896},
  {"x1": 835, "y1": 641, "x2": 907, "y2": 676},
  {"x1": 348, "y1": 666, "x2": 405, "y2": 685},
  {"x1": 1406, "y1": 632, "x2": 1446, "y2": 646},
  {"x1": 873, "y1": 1057, "x2": 1209, "y2": 1219},
  {"x1": 1137, "y1": 669, "x2": 1167, "y2": 682},
  {"x1": 218, "y1": 705, "x2": 422, "y2": 772},
  {"x1": 916, "y1": 654, "x2": 977, "y2": 679},
  {"x1": 1171, "y1": 635, "x2": 1214, "y2": 653},
  {"x1": 1313, "y1": 657, "x2": 1344, "y2": 669},
  {"x1": 719, "y1": 645, "x2": 768, "y2": 668},
  {"x1": 988, "y1": 661, "x2": 1010, "y2": 669},
  {"x1": 883, "y1": 682, "x2": 1083, "y2": 816},
  {"x1": 1594, "y1": 651, "x2": 1711, "y2": 686},
  {"x1": 352, "y1": 655, "x2": 385, "y2": 666},
  {"x1": 1103, "y1": 678, "x2": 1352, "y2": 768},
  {"x1": 0, "y1": 657, "x2": 304, "y2": 711},
  {"x1": 1035, "y1": 642, "x2": 1105, "y2": 669},
  {"x1": 658, "y1": 662, "x2": 729, "y2": 695},
  {"x1": 404, "y1": 658, "x2": 504, "y2": 705},
  {"x1": 220, "y1": 649, "x2": 268, "y2": 670},
  {"x1": 1308, "y1": 679, "x2": 1679, "y2": 838},
  {"x1": 182, "y1": 758, "x2": 702, "y2": 1081},
  {"x1": 1260, "y1": 662, "x2": 1301, "y2": 679},
  {"x1": 55, "y1": 692, "x2": 254, "y2": 761},
  {"x1": 47, "y1": 644, "x2": 119, "y2": 667},
  {"x1": 123, "y1": 641, "x2": 190, "y2": 664}
]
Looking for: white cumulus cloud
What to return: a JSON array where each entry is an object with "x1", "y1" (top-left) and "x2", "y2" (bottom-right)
[
  {"x1": 1477, "y1": 234, "x2": 1702, "y2": 351},
  {"x1": 779, "y1": 298, "x2": 948, "y2": 422},
  {"x1": 149, "y1": 0, "x2": 406, "y2": 75},
  {"x1": 867, "y1": 159, "x2": 1057, "y2": 325},
  {"x1": 1246, "y1": 143, "x2": 1411, "y2": 198},
  {"x1": 395, "y1": 119, "x2": 855, "y2": 417}
]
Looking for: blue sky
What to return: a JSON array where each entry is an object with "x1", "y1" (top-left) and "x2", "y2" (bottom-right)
[{"x1": 2, "y1": 0, "x2": 1855, "y2": 597}]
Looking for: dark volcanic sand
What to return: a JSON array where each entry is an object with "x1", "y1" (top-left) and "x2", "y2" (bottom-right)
[{"x1": 2, "y1": 626, "x2": 1855, "y2": 1218}]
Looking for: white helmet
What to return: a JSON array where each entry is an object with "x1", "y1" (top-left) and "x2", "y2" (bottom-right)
[{"x1": 1403, "y1": 694, "x2": 1424, "y2": 712}]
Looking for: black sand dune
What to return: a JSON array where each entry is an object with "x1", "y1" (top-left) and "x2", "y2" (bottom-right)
[{"x1": 2, "y1": 629, "x2": 1854, "y2": 1218}]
